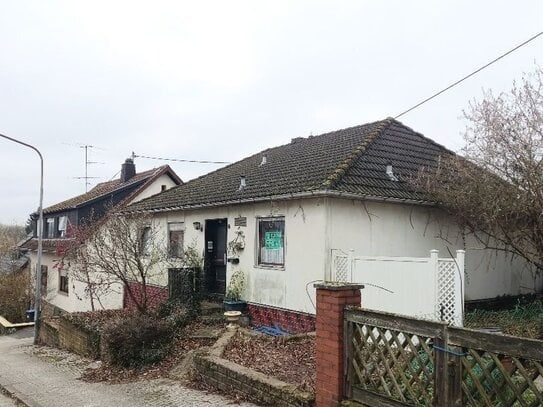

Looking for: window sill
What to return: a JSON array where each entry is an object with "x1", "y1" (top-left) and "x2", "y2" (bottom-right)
[
  {"x1": 254, "y1": 264, "x2": 285, "y2": 271},
  {"x1": 58, "y1": 290, "x2": 69, "y2": 296}
]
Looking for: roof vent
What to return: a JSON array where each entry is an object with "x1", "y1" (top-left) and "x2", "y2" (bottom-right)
[
  {"x1": 260, "y1": 154, "x2": 267, "y2": 166},
  {"x1": 386, "y1": 163, "x2": 398, "y2": 182},
  {"x1": 239, "y1": 175, "x2": 246, "y2": 190}
]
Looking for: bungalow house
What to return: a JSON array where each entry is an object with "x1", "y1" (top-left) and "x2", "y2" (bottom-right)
[
  {"x1": 126, "y1": 118, "x2": 541, "y2": 332},
  {"x1": 20, "y1": 158, "x2": 182, "y2": 313}
]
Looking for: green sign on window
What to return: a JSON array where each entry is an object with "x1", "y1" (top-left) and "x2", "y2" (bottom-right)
[{"x1": 265, "y1": 231, "x2": 283, "y2": 249}]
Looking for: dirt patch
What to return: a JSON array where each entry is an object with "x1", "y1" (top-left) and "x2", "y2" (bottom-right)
[{"x1": 222, "y1": 331, "x2": 316, "y2": 393}]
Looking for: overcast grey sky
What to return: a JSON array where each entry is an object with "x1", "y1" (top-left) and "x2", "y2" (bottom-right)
[{"x1": 1, "y1": 1, "x2": 542, "y2": 224}]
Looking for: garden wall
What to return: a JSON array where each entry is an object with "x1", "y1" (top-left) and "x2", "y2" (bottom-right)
[
  {"x1": 194, "y1": 353, "x2": 314, "y2": 407},
  {"x1": 40, "y1": 317, "x2": 99, "y2": 358}
]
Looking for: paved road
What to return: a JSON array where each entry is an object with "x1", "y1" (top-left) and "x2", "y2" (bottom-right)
[
  {"x1": 0, "y1": 393, "x2": 16, "y2": 407},
  {"x1": 0, "y1": 328, "x2": 257, "y2": 407}
]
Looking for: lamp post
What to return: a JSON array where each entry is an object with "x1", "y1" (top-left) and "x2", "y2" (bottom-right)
[{"x1": 0, "y1": 134, "x2": 43, "y2": 344}]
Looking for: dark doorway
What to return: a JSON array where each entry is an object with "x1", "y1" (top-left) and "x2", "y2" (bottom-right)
[{"x1": 204, "y1": 218, "x2": 227, "y2": 294}]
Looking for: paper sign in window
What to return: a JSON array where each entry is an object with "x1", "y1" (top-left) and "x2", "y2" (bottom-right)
[{"x1": 265, "y1": 231, "x2": 283, "y2": 249}]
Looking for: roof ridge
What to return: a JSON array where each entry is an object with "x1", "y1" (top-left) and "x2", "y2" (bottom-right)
[{"x1": 320, "y1": 117, "x2": 394, "y2": 189}]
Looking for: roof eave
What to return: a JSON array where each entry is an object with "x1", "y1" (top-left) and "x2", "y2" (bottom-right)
[{"x1": 126, "y1": 189, "x2": 436, "y2": 214}]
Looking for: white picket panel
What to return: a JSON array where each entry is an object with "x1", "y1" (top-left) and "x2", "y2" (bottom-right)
[{"x1": 331, "y1": 249, "x2": 465, "y2": 326}]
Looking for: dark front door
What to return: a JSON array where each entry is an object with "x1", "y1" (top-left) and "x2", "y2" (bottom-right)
[{"x1": 204, "y1": 218, "x2": 227, "y2": 294}]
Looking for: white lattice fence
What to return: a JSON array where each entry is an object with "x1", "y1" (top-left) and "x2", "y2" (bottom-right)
[{"x1": 330, "y1": 249, "x2": 465, "y2": 326}]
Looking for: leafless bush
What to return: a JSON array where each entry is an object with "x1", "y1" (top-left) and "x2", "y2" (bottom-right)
[{"x1": 416, "y1": 67, "x2": 543, "y2": 274}]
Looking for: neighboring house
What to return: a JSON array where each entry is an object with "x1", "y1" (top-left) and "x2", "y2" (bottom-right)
[
  {"x1": 0, "y1": 250, "x2": 29, "y2": 277},
  {"x1": 20, "y1": 158, "x2": 182, "y2": 313},
  {"x1": 127, "y1": 118, "x2": 541, "y2": 331}
]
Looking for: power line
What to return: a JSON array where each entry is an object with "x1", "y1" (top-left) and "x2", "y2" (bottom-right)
[
  {"x1": 133, "y1": 152, "x2": 230, "y2": 165},
  {"x1": 395, "y1": 30, "x2": 543, "y2": 119}
]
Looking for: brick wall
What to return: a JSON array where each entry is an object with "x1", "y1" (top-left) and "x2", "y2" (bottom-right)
[
  {"x1": 123, "y1": 282, "x2": 168, "y2": 311},
  {"x1": 247, "y1": 303, "x2": 315, "y2": 333},
  {"x1": 314, "y1": 283, "x2": 363, "y2": 407},
  {"x1": 194, "y1": 353, "x2": 314, "y2": 407}
]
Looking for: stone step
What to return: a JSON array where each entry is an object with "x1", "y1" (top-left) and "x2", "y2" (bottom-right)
[
  {"x1": 199, "y1": 314, "x2": 225, "y2": 326},
  {"x1": 200, "y1": 301, "x2": 224, "y2": 317}
]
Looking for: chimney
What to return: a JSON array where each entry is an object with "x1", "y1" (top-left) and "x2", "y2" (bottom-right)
[{"x1": 121, "y1": 158, "x2": 136, "y2": 182}]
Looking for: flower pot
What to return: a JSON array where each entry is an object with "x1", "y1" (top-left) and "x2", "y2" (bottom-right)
[{"x1": 223, "y1": 300, "x2": 247, "y2": 312}]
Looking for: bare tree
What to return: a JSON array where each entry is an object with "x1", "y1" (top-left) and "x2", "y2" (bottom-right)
[
  {"x1": 417, "y1": 67, "x2": 543, "y2": 273},
  {"x1": 0, "y1": 223, "x2": 26, "y2": 257},
  {"x1": 62, "y1": 211, "x2": 170, "y2": 313}
]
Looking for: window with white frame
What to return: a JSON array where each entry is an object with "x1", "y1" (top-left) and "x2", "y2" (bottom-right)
[
  {"x1": 46, "y1": 218, "x2": 55, "y2": 238},
  {"x1": 58, "y1": 216, "x2": 68, "y2": 237},
  {"x1": 168, "y1": 222, "x2": 184, "y2": 258},
  {"x1": 257, "y1": 217, "x2": 285, "y2": 266},
  {"x1": 140, "y1": 226, "x2": 152, "y2": 256}
]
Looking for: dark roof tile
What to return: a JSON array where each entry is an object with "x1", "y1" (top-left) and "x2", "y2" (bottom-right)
[
  {"x1": 43, "y1": 165, "x2": 181, "y2": 214},
  {"x1": 128, "y1": 119, "x2": 450, "y2": 212}
]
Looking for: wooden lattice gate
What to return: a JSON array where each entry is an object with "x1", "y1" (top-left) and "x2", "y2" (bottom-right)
[{"x1": 344, "y1": 307, "x2": 543, "y2": 406}]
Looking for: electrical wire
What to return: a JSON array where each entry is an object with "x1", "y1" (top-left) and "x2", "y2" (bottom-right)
[
  {"x1": 133, "y1": 153, "x2": 230, "y2": 165},
  {"x1": 395, "y1": 30, "x2": 543, "y2": 119}
]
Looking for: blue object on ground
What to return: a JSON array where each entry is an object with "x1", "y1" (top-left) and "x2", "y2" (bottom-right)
[
  {"x1": 253, "y1": 325, "x2": 289, "y2": 336},
  {"x1": 25, "y1": 310, "x2": 35, "y2": 320}
]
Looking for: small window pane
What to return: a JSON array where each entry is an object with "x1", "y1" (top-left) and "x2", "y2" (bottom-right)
[
  {"x1": 258, "y1": 217, "x2": 285, "y2": 266},
  {"x1": 168, "y1": 222, "x2": 184, "y2": 258},
  {"x1": 140, "y1": 226, "x2": 152, "y2": 255}
]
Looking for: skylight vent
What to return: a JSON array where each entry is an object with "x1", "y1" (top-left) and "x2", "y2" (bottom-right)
[
  {"x1": 386, "y1": 163, "x2": 399, "y2": 182},
  {"x1": 239, "y1": 175, "x2": 247, "y2": 190}
]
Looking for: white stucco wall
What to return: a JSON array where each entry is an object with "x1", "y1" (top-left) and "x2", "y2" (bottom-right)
[
  {"x1": 129, "y1": 174, "x2": 178, "y2": 203},
  {"x1": 153, "y1": 197, "x2": 327, "y2": 314},
  {"x1": 327, "y1": 198, "x2": 542, "y2": 301},
  {"x1": 28, "y1": 251, "x2": 123, "y2": 313},
  {"x1": 29, "y1": 174, "x2": 178, "y2": 313}
]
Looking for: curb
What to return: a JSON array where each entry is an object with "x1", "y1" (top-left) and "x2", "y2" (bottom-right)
[{"x1": 0, "y1": 382, "x2": 38, "y2": 407}]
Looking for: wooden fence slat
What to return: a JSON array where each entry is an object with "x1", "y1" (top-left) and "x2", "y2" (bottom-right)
[
  {"x1": 345, "y1": 307, "x2": 445, "y2": 338},
  {"x1": 352, "y1": 387, "x2": 413, "y2": 407},
  {"x1": 344, "y1": 307, "x2": 543, "y2": 407},
  {"x1": 448, "y1": 327, "x2": 543, "y2": 360}
]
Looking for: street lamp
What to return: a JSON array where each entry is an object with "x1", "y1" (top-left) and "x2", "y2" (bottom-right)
[{"x1": 0, "y1": 133, "x2": 43, "y2": 344}]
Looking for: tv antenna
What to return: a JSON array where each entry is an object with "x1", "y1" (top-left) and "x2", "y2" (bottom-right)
[{"x1": 63, "y1": 142, "x2": 105, "y2": 191}]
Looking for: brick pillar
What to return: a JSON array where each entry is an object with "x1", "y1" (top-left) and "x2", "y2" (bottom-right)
[{"x1": 314, "y1": 283, "x2": 363, "y2": 407}]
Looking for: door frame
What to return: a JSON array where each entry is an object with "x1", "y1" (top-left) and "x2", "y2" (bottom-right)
[{"x1": 204, "y1": 218, "x2": 228, "y2": 294}]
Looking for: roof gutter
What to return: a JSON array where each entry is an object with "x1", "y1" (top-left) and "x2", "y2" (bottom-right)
[{"x1": 125, "y1": 190, "x2": 436, "y2": 214}]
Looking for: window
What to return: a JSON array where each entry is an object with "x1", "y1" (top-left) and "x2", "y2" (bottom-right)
[
  {"x1": 168, "y1": 222, "x2": 184, "y2": 258},
  {"x1": 59, "y1": 268, "x2": 68, "y2": 294},
  {"x1": 140, "y1": 226, "x2": 152, "y2": 256},
  {"x1": 58, "y1": 216, "x2": 68, "y2": 237},
  {"x1": 161, "y1": 184, "x2": 167, "y2": 192},
  {"x1": 46, "y1": 218, "x2": 55, "y2": 238},
  {"x1": 257, "y1": 217, "x2": 285, "y2": 266}
]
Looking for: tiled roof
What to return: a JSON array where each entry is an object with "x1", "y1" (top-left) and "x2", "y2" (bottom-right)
[
  {"x1": 0, "y1": 253, "x2": 29, "y2": 275},
  {"x1": 42, "y1": 165, "x2": 181, "y2": 215},
  {"x1": 18, "y1": 238, "x2": 67, "y2": 254},
  {"x1": 127, "y1": 119, "x2": 450, "y2": 212}
]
